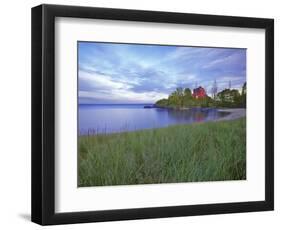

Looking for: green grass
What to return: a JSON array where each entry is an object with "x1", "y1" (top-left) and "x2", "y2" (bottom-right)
[{"x1": 78, "y1": 118, "x2": 246, "y2": 187}]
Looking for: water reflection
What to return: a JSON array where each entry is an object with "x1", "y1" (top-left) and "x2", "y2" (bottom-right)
[
  {"x1": 165, "y1": 108, "x2": 226, "y2": 123},
  {"x1": 79, "y1": 105, "x2": 229, "y2": 135}
]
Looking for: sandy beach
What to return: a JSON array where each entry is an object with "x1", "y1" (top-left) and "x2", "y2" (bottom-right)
[{"x1": 216, "y1": 108, "x2": 246, "y2": 121}]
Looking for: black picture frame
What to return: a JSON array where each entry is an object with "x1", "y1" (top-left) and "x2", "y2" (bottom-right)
[{"x1": 31, "y1": 4, "x2": 274, "y2": 225}]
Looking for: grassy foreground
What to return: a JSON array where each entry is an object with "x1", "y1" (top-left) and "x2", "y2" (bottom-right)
[{"x1": 78, "y1": 118, "x2": 246, "y2": 187}]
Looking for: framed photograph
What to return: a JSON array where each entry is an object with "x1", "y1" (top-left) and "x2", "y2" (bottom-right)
[{"x1": 31, "y1": 4, "x2": 274, "y2": 225}]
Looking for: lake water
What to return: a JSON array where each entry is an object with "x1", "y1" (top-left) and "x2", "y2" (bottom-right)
[{"x1": 79, "y1": 104, "x2": 229, "y2": 135}]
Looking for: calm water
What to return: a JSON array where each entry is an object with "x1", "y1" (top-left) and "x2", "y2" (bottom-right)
[{"x1": 79, "y1": 104, "x2": 229, "y2": 135}]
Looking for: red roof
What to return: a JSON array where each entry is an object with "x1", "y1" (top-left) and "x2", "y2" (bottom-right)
[{"x1": 192, "y1": 86, "x2": 207, "y2": 98}]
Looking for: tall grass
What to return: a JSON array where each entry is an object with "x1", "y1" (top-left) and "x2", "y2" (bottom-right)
[{"x1": 78, "y1": 118, "x2": 246, "y2": 187}]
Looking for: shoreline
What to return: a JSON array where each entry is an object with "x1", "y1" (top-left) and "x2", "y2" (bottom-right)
[
  {"x1": 155, "y1": 105, "x2": 246, "y2": 121},
  {"x1": 215, "y1": 108, "x2": 246, "y2": 121},
  {"x1": 158, "y1": 107, "x2": 247, "y2": 122}
]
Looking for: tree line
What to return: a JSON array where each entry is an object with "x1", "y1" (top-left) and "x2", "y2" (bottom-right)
[{"x1": 155, "y1": 82, "x2": 246, "y2": 108}]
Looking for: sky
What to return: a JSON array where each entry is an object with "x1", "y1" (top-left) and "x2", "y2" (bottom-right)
[{"x1": 78, "y1": 42, "x2": 246, "y2": 104}]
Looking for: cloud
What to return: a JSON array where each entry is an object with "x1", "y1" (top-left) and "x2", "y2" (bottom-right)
[
  {"x1": 80, "y1": 70, "x2": 131, "y2": 90},
  {"x1": 203, "y1": 51, "x2": 246, "y2": 69},
  {"x1": 78, "y1": 69, "x2": 169, "y2": 104}
]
